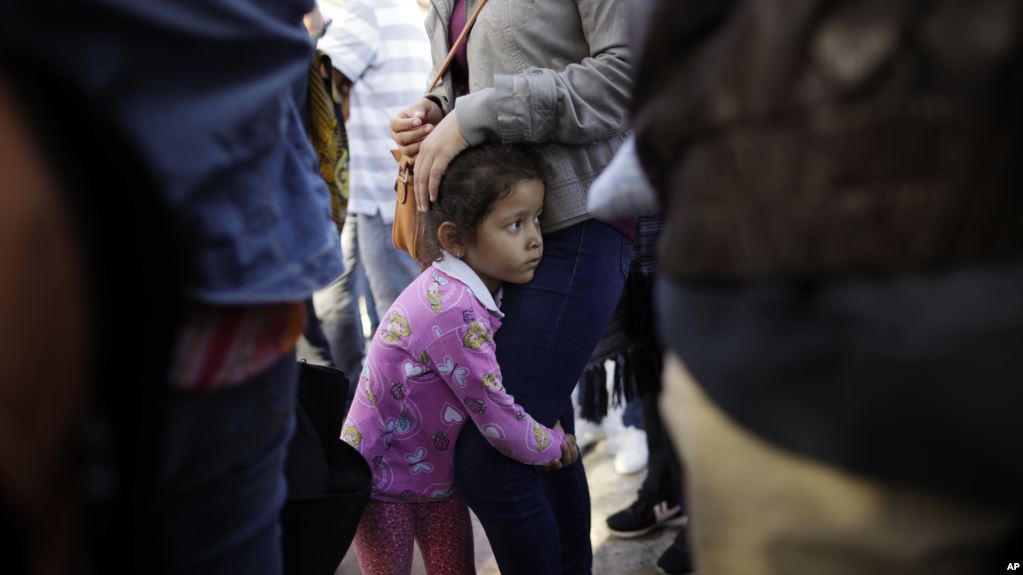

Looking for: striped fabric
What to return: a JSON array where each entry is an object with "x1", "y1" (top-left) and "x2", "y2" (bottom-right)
[
  {"x1": 169, "y1": 302, "x2": 306, "y2": 391},
  {"x1": 308, "y1": 49, "x2": 349, "y2": 234},
  {"x1": 317, "y1": 0, "x2": 432, "y2": 223},
  {"x1": 633, "y1": 215, "x2": 665, "y2": 277}
]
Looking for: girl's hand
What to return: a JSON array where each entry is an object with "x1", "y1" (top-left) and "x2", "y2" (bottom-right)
[
  {"x1": 545, "y1": 433, "x2": 579, "y2": 471},
  {"x1": 412, "y1": 110, "x2": 468, "y2": 212},
  {"x1": 390, "y1": 98, "x2": 443, "y2": 161}
]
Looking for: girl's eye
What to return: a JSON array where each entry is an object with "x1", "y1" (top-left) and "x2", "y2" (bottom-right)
[{"x1": 508, "y1": 219, "x2": 522, "y2": 230}]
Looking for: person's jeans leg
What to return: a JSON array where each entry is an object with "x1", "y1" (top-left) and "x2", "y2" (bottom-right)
[
  {"x1": 454, "y1": 441, "x2": 562, "y2": 572},
  {"x1": 356, "y1": 212, "x2": 420, "y2": 321},
  {"x1": 637, "y1": 387, "x2": 682, "y2": 503},
  {"x1": 455, "y1": 220, "x2": 631, "y2": 574},
  {"x1": 295, "y1": 299, "x2": 335, "y2": 367},
  {"x1": 313, "y1": 213, "x2": 364, "y2": 381},
  {"x1": 621, "y1": 396, "x2": 645, "y2": 430},
  {"x1": 157, "y1": 353, "x2": 298, "y2": 575},
  {"x1": 542, "y1": 402, "x2": 592, "y2": 573}
]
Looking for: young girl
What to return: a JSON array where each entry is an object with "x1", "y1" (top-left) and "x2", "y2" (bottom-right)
[{"x1": 341, "y1": 144, "x2": 579, "y2": 575}]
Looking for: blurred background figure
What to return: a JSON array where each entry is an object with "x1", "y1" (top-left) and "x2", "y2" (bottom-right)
[
  {"x1": 1, "y1": 1, "x2": 342, "y2": 574},
  {"x1": 298, "y1": 2, "x2": 380, "y2": 384},
  {"x1": 587, "y1": 135, "x2": 693, "y2": 575},
  {"x1": 601, "y1": 218, "x2": 692, "y2": 575},
  {"x1": 634, "y1": 1, "x2": 1023, "y2": 574},
  {"x1": 0, "y1": 75, "x2": 90, "y2": 575},
  {"x1": 311, "y1": 0, "x2": 432, "y2": 394}
]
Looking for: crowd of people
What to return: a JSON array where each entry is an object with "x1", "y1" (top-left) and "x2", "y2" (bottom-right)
[{"x1": 2, "y1": 0, "x2": 1021, "y2": 574}]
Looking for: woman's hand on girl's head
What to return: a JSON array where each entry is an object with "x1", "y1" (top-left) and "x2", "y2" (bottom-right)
[
  {"x1": 390, "y1": 98, "x2": 443, "y2": 161},
  {"x1": 413, "y1": 110, "x2": 469, "y2": 212}
]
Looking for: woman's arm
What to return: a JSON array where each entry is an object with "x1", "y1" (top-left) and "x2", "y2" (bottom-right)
[
  {"x1": 413, "y1": 0, "x2": 633, "y2": 205},
  {"x1": 457, "y1": 0, "x2": 633, "y2": 147}
]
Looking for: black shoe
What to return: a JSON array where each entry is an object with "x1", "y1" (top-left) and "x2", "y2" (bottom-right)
[
  {"x1": 606, "y1": 494, "x2": 686, "y2": 538},
  {"x1": 655, "y1": 532, "x2": 694, "y2": 575}
]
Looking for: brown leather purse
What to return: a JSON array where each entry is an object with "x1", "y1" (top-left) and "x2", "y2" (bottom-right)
[{"x1": 391, "y1": 0, "x2": 489, "y2": 260}]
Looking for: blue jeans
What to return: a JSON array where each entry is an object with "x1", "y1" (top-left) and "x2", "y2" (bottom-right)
[
  {"x1": 357, "y1": 211, "x2": 420, "y2": 321},
  {"x1": 454, "y1": 220, "x2": 631, "y2": 574},
  {"x1": 157, "y1": 353, "x2": 298, "y2": 575},
  {"x1": 313, "y1": 213, "x2": 372, "y2": 381},
  {"x1": 315, "y1": 211, "x2": 413, "y2": 389}
]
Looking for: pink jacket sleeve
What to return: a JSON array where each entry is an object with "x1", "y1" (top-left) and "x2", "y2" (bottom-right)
[{"x1": 425, "y1": 318, "x2": 566, "y2": 466}]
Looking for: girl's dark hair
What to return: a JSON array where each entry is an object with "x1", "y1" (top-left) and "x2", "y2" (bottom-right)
[{"x1": 417, "y1": 143, "x2": 546, "y2": 267}]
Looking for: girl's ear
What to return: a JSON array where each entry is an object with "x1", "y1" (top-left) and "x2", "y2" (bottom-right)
[{"x1": 437, "y1": 221, "x2": 466, "y2": 256}]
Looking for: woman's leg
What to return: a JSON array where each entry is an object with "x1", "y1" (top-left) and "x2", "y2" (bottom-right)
[
  {"x1": 414, "y1": 495, "x2": 476, "y2": 574},
  {"x1": 353, "y1": 499, "x2": 416, "y2": 575},
  {"x1": 455, "y1": 220, "x2": 631, "y2": 574}
]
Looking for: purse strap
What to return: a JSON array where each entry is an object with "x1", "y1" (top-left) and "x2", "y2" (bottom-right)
[{"x1": 426, "y1": 0, "x2": 489, "y2": 94}]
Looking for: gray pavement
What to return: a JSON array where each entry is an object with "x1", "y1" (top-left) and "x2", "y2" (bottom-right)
[{"x1": 335, "y1": 438, "x2": 682, "y2": 574}]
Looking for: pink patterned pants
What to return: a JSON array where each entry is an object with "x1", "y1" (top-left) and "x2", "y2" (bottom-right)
[{"x1": 353, "y1": 495, "x2": 476, "y2": 575}]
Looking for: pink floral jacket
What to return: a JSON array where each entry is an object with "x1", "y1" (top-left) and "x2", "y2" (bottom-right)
[{"x1": 341, "y1": 253, "x2": 566, "y2": 503}]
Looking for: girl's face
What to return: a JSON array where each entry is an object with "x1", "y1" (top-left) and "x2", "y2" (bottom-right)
[{"x1": 462, "y1": 178, "x2": 545, "y2": 294}]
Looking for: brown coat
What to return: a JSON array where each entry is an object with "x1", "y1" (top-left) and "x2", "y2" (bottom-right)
[{"x1": 634, "y1": 0, "x2": 1023, "y2": 280}]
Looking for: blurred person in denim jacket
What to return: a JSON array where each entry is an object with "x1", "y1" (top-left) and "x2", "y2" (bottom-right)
[
  {"x1": 633, "y1": 1, "x2": 1023, "y2": 574},
  {"x1": 1, "y1": 1, "x2": 342, "y2": 573}
]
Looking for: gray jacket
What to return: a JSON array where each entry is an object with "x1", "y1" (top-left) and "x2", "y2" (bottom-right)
[{"x1": 426, "y1": 0, "x2": 632, "y2": 232}]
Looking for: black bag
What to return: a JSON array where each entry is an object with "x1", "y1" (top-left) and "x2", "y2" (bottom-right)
[{"x1": 281, "y1": 362, "x2": 371, "y2": 575}]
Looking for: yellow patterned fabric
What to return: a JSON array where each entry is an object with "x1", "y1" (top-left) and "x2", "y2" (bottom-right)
[{"x1": 307, "y1": 50, "x2": 348, "y2": 233}]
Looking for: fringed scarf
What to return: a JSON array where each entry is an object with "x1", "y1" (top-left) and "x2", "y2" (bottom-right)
[{"x1": 578, "y1": 215, "x2": 665, "y2": 422}]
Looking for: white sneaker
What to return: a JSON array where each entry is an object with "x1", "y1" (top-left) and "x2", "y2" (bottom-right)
[
  {"x1": 613, "y1": 425, "x2": 649, "y2": 475},
  {"x1": 574, "y1": 417, "x2": 606, "y2": 451}
]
